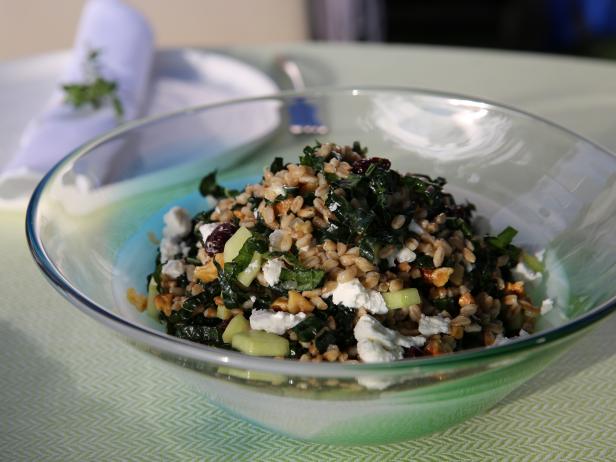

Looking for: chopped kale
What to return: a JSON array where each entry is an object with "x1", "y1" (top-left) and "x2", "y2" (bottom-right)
[
  {"x1": 198, "y1": 171, "x2": 239, "y2": 199},
  {"x1": 299, "y1": 145, "x2": 326, "y2": 171},
  {"x1": 147, "y1": 262, "x2": 163, "y2": 292},
  {"x1": 326, "y1": 192, "x2": 375, "y2": 238},
  {"x1": 447, "y1": 217, "x2": 474, "y2": 239},
  {"x1": 315, "y1": 330, "x2": 337, "y2": 354},
  {"x1": 269, "y1": 157, "x2": 285, "y2": 174},
  {"x1": 216, "y1": 261, "x2": 249, "y2": 308},
  {"x1": 167, "y1": 281, "x2": 221, "y2": 324},
  {"x1": 288, "y1": 341, "x2": 308, "y2": 359},
  {"x1": 173, "y1": 325, "x2": 221, "y2": 344},
  {"x1": 325, "y1": 302, "x2": 356, "y2": 349},
  {"x1": 193, "y1": 209, "x2": 214, "y2": 224},
  {"x1": 292, "y1": 315, "x2": 326, "y2": 342},
  {"x1": 199, "y1": 171, "x2": 226, "y2": 198},
  {"x1": 316, "y1": 221, "x2": 351, "y2": 243},
  {"x1": 359, "y1": 236, "x2": 381, "y2": 263},
  {"x1": 488, "y1": 226, "x2": 518, "y2": 250},
  {"x1": 186, "y1": 257, "x2": 202, "y2": 266},
  {"x1": 278, "y1": 267, "x2": 325, "y2": 291},
  {"x1": 229, "y1": 235, "x2": 268, "y2": 275},
  {"x1": 432, "y1": 297, "x2": 457, "y2": 314},
  {"x1": 352, "y1": 140, "x2": 368, "y2": 156},
  {"x1": 414, "y1": 254, "x2": 435, "y2": 269}
]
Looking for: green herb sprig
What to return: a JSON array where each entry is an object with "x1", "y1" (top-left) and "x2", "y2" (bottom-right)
[{"x1": 62, "y1": 50, "x2": 124, "y2": 119}]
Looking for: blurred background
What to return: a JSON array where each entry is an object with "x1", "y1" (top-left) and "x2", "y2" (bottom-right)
[{"x1": 1, "y1": 0, "x2": 616, "y2": 60}]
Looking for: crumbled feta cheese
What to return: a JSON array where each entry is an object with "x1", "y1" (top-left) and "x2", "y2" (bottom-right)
[
  {"x1": 511, "y1": 262, "x2": 542, "y2": 283},
  {"x1": 242, "y1": 295, "x2": 257, "y2": 309},
  {"x1": 357, "y1": 375, "x2": 397, "y2": 390},
  {"x1": 540, "y1": 298, "x2": 554, "y2": 315},
  {"x1": 162, "y1": 206, "x2": 191, "y2": 239},
  {"x1": 328, "y1": 201, "x2": 339, "y2": 212},
  {"x1": 159, "y1": 237, "x2": 181, "y2": 263},
  {"x1": 268, "y1": 229, "x2": 285, "y2": 251},
  {"x1": 162, "y1": 259, "x2": 185, "y2": 279},
  {"x1": 397, "y1": 247, "x2": 416, "y2": 263},
  {"x1": 408, "y1": 219, "x2": 424, "y2": 235},
  {"x1": 249, "y1": 309, "x2": 306, "y2": 335},
  {"x1": 159, "y1": 206, "x2": 192, "y2": 263},
  {"x1": 331, "y1": 279, "x2": 388, "y2": 314},
  {"x1": 354, "y1": 314, "x2": 425, "y2": 363},
  {"x1": 491, "y1": 329, "x2": 531, "y2": 347},
  {"x1": 418, "y1": 314, "x2": 451, "y2": 336},
  {"x1": 272, "y1": 184, "x2": 285, "y2": 197},
  {"x1": 492, "y1": 334, "x2": 511, "y2": 346},
  {"x1": 388, "y1": 247, "x2": 417, "y2": 266},
  {"x1": 198, "y1": 222, "x2": 220, "y2": 243},
  {"x1": 262, "y1": 258, "x2": 284, "y2": 286}
]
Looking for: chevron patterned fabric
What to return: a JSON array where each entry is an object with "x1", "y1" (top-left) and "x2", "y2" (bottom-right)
[{"x1": 2, "y1": 210, "x2": 615, "y2": 461}]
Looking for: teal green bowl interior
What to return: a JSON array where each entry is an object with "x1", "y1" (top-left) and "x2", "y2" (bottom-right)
[{"x1": 26, "y1": 87, "x2": 616, "y2": 445}]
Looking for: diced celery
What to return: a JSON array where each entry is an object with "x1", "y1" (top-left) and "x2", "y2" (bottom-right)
[
  {"x1": 145, "y1": 277, "x2": 159, "y2": 319},
  {"x1": 217, "y1": 304, "x2": 233, "y2": 321},
  {"x1": 383, "y1": 288, "x2": 421, "y2": 309},
  {"x1": 236, "y1": 252, "x2": 262, "y2": 287},
  {"x1": 522, "y1": 251, "x2": 544, "y2": 273},
  {"x1": 223, "y1": 226, "x2": 252, "y2": 263},
  {"x1": 222, "y1": 314, "x2": 250, "y2": 344},
  {"x1": 217, "y1": 366, "x2": 285, "y2": 385},
  {"x1": 231, "y1": 330, "x2": 290, "y2": 357}
]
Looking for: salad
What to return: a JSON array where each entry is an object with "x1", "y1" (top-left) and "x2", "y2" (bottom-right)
[{"x1": 128, "y1": 142, "x2": 546, "y2": 363}]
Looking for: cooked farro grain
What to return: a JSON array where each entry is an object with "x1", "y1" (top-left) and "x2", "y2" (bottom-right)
[{"x1": 133, "y1": 141, "x2": 544, "y2": 363}]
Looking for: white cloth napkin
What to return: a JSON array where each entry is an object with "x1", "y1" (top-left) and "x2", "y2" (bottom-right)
[{"x1": 0, "y1": 0, "x2": 154, "y2": 207}]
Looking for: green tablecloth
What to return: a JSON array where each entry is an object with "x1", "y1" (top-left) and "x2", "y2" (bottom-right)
[{"x1": 2, "y1": 44, "x2": 616, "y2": 461}]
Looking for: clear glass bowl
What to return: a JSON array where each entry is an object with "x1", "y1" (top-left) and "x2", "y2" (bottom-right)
[{"x1": 26, "y1": 87, "x2": 616, "y2": 445}]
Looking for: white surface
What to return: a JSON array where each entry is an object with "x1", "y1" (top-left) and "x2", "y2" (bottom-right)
[{"x1": 1, "y1": 0, "x2": 154, "y2": 179}]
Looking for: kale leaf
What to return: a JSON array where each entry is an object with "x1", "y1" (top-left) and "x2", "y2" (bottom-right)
[
  {"x1": 278, "y1": 266, "x2": 325, "y2": 291},
  {"x1": 228, "y1": 235, "x2": 268, "y2": 275},
  {"x1": 269, "y1": 157, "x2": 285, "y2": 174},
  {"x1": 199, "y1": 171, "x2": 239, "y2": 199},
  {"x1": 173, "y1": 325, "x2": 222, "y2": 344},
  {"x1": 299, "y1": 145, "x2": 325, "y2": 171},
  {"x1": 292, "y1": 315, "x2": 326, "y2": 342},
  {"x1": 487, "y1": 226, "x2": 518, "y2": 250}
]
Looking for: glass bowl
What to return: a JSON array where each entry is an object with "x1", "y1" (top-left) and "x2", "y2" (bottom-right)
[{"x1": 26, "y1": 87, "x2": 616, "y2": 445}]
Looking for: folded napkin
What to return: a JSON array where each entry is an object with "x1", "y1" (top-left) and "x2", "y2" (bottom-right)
[{"x1": 0, "y1": 0, "x2": 154, "y2": 208}]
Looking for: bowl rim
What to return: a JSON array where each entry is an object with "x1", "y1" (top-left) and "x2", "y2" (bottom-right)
[{"x1": 25, "y1": 85, "x2": 616, "y2": 377}]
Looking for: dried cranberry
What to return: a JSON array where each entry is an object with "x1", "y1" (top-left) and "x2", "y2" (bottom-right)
[
  {"x1": 205, "y1": 222, "x2": 238, "y2": 255},
  {"x1": 404, "y1": 346, "x2": 425, "y2": 358},
  {"x1": 351, "y1": 157, "x2": 391, "y2": 174}
]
